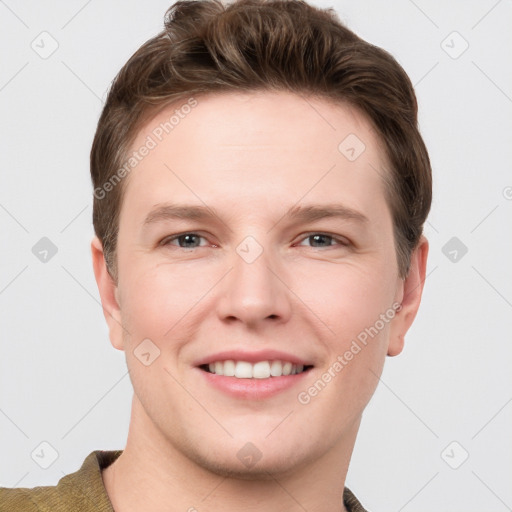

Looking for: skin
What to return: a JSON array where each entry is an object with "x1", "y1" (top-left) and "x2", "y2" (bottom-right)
[{"x1": 92, "y1": 91, "x2": 428, "y2": 512}]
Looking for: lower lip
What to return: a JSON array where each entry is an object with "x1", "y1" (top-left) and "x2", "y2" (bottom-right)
[{"x1": 197, "y1": 368, "x2": 311, "y2": 400}]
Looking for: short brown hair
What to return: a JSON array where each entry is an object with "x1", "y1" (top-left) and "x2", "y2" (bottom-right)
[{"x1": 90, "y1": 0, "x2": 432, "y2": 282}]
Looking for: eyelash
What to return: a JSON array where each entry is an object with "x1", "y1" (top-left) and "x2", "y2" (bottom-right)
[{"x1": 160, "y1": 232, "x2": 350, "y2": 249}]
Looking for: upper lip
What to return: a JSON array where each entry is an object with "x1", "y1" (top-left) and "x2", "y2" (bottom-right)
[{"x1": 194, "y1": 349, "x2": 313, "y2": 367}]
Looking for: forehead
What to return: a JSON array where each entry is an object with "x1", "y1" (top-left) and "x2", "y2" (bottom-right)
[{"x1": 120, "y1": 91, "x2": 390, "y2": 226}]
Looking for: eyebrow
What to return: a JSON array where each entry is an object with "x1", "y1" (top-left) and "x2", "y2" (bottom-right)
[{"x1": 143, "y1": 203, "x2": 369, "y2": 227}]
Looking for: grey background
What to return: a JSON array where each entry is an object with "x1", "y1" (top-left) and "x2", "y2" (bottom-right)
[{"x1": 1, "y1": 1, "x2": 511, "y2": 511}]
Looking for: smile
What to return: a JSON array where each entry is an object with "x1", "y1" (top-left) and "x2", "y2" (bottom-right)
[{"x1": 201, "y1": 360, "x2": 313, "y2": 378}]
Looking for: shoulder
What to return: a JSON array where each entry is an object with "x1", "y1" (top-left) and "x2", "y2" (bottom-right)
[
  {"x1": 0, "y1": 484, "x2": 67, "y2": 511},
  {"x1": 0, "y1": 487, "x2": 40, "y2": 511},
  {"x1": 0, "y1": 450, "x2": 122, "y2": 512},
  {"x1": 343, "y1": 486, "x2": 369, "y2": 512}
]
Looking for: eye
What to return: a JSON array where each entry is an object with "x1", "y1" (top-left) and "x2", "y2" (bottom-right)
[
  {"x1": 159, "y1": 232, "x2": 349, "y2": 250},
  {"x1": 297, "y1": 233, "x2": 350, "y2": 248},
  {"x1": 160, "y1": 232, "x2": 209, "y2": 249}
]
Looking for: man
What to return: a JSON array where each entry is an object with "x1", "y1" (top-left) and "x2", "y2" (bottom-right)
[{"x1": 0, "y1": 0, "x2": 431, "y2": 510}]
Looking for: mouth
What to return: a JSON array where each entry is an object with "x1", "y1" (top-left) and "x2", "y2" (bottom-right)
[{"x1": 199, "y1": 360, "x2": 314, "y2": 379}]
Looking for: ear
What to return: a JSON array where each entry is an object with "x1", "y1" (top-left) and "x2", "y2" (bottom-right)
[
  {"x1": 387, "y1": 236, "x2": 429, "y2": 356},
  {"x1": 91, "y1": 236, "x2": 124, "y2": 351}
]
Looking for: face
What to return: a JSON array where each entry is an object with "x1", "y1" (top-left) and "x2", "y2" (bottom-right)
[{"x1": 93, "y1": 91, "x2": 427, "y2": 478}]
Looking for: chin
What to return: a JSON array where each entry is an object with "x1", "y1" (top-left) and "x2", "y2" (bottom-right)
[
  {"x1": 181, "y1": 439, "x2": 313, "y2": 480},
  {"x1": 196, "y1": 462, "x2": 279, "y2": 481}
]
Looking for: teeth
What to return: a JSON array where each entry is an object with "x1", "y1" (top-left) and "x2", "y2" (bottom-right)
[
  {"x1": 205, "y1": 360, "x2": 308, "y2": 378},
  {"x1": 214, "y1": 361, "x2": 224, "y2": 376},
  {"x1": 223, "y1": 359, "x2": 235, "y2": 377},
  {"x1": 234, "y1": 361, "x2": 252, "y2": 378},
  {"x1": 282, "y1": 362, "x2": 292, "y2": 376},
  {"x1": 252, "y1": 361, "x2": 270, "y2": 379},
  {"x1": 270, "y1": 360, "x2": 282, "y2": 376}
]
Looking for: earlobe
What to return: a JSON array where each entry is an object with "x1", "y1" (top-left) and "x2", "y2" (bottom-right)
[
  {"x1": 387, "y1": 236, "x2": 429, "y2": 357},
  {"x1": 388, "y1": 333, "x2": 404, "y2": 357},
  {"x1": 91, "y1": 236, "x2": 124, "y2": 351}
]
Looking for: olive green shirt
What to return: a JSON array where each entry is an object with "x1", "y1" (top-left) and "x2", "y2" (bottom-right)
[{"x1": 0, "y1": 450, "x2": 368, "y2": 511}]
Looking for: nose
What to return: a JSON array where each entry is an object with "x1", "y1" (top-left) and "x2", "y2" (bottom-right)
[{"x1": 215, "y1": 241, "x2": 292, "y2": 328}]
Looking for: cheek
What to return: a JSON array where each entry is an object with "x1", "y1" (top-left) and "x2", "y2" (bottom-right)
[
  {"x1": 318, "y1": 266, "x2": 396, "y2": 404},
  {"x1": 119, "y1": 262, "x2": 206, "y2": 339},
  {"x1": 296, "y1": 259, "x2": 398, "y2": 343}
]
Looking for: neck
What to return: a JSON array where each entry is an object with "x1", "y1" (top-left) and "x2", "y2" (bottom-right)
[{"x1": 102, "y1": 395, "x2": 359, "y2": 512}]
